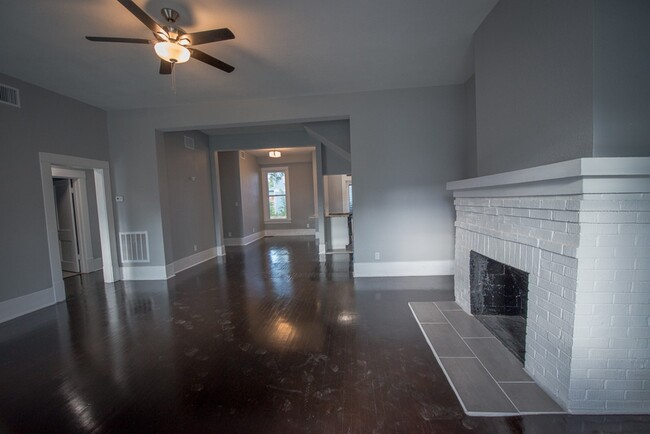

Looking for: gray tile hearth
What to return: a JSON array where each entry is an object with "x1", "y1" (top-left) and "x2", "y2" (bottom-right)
[
  {"x1": 409, "y1": 302, "x2": 447, "y2": 323},
  {"x1": 443, "y1": 310, "x2": 493, "y2": 338},
  {"x1": 420, "y1": 324, "x2": 474, "y2": 358},
  {"x1": 464, "y1": 337, "x2": 532, "y2": 382},
  {"x1": 440, "y1": 358, "x2": 517, "y2": 414},
  {"x1": 409, "y1": 302, "x2": 566, "y2": 416}
]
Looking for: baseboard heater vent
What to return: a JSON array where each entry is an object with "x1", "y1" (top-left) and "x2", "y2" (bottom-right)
[
  {"x1": 0, "y1": 83, "x2": 20, "y2": 108},
  {"x1": 120, "y1": 231, "x2": 150, "y2": 263}
]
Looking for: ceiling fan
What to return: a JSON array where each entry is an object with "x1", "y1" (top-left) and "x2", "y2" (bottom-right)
[{"x1": 86, "y1": 0, "x2": 235, "y2": 74}]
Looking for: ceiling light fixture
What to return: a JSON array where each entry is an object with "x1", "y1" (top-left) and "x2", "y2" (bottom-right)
[
  {"x1": 269, "y1": 150, "x2": 282, "y2": 158},
  {"x1": 154, "y1": 41, "x2": 191, "y2": 64}
]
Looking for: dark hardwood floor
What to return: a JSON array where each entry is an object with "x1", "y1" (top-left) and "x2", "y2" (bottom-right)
[{"x1": 1, "y1": 237, "x2": 649, "y2": 433}]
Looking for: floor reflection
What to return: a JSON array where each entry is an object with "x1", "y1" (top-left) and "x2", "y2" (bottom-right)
[{"x1": 0, "y1": 236, "x2": 648, "y2": 433}]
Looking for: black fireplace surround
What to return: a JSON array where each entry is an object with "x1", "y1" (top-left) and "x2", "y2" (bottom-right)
[{"x1": 470, "y1": 251, "x2": 529, "y2": 362}]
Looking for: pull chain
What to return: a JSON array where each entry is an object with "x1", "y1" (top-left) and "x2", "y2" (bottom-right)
[{"x1": 171, "y1": 63, "x2": 177, "y2": 93}]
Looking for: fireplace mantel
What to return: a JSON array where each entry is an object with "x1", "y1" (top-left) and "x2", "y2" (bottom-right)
[
  {"x1": 447, "y1": 157, "x2": 650, "y2": 197},
  {"x1": 446, "y1": 157, "x2": 650, "y2": 415}
]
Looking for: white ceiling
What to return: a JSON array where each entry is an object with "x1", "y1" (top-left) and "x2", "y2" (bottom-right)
[{"x1": 1, "y1": 0, "x2": 497, "y2": 110}]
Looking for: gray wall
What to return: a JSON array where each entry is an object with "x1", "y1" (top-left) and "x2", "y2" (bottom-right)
[
  {"x1": 218, "y1": 151, "x2": 243, "y2": 238},
  {"x1": 593, "y1": 0, "x2": 650, "y2": 157},
  {"x1": 464, "y1": 76, "x2": 477, "y2": 178},
  {"x1": 304, "y1": 120, "x2": 352, "y2": 175},
  {"x1": 0, "y1": 73, "x2": 109, "y2": 303},
  {"x1": 474, "y1": 0, "x2": 595, "y2": 176},
  {"x1": 261, "y1": 162, "x2": 315, "y2": 231},
  {"x1": 238, "y1": 152, "x2": 263, "y2": 237},
  {"x1": 107, "y1": 85, "x2": 466, "y2": 266},
  {"x1": 162, "y1": 131, "x2": 216, "y2": 262},
  {"x1": 211, "y1": 128, "x2": 349, "y2": 176}
]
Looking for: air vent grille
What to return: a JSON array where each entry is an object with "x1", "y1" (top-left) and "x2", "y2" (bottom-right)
[
  {"x1": 0, "y1": 83, "x2": 20, "y2": 108},
  {"x1": 183, "y1": 136, "x2": 195, "y2": 150},
  {"x1": 119, "y1": 231, "x2": 150, "y2": 263}
]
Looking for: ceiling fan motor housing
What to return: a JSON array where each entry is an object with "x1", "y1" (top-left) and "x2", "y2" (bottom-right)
[{"x1": 161, "y1": 8, "x2": 180, "y2": 23}]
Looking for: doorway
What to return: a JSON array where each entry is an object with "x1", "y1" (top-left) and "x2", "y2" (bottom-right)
[
  {"x1": 39, "y1": 153, "x2": 121, "y2": 303},
  {"x1": 53, "y1": 177, "x2": 81, "y2": 277}
]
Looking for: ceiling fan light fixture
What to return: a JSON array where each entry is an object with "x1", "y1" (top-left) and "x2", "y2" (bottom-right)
[
  {"x1": 269, "y1": 150, "x2": 282, "y2": 158},
  {"x1": 154, "y1": 41, "x2": 190, "y2": 63}
]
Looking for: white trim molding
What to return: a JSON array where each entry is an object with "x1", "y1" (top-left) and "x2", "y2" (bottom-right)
[
  {"x1": 265, "y1": 228, "x2": 316, "y2": 237},
  {"x1": 0, "y1": 287, "x2": 57, "y2": 323},
  {"x1": 120, "y1": 266, "x2": 170, "y2": 281},
  {"x1": 447, "y1": 157, "x2": 650, "y2": 197},
  {"x1": 169, "y1": 247, "x2": 219, "y2": 275},
  {"x1": 354, "y1": 260, "x2": 454, "y2": 277},
  {"x1": 224, "y1": 231, "x2": 265, "y2": 246}
]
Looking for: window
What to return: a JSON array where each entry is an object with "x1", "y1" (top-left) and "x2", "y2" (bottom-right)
[{"x1": 262, "y1": 167, "x2": 291, "y2": 222}]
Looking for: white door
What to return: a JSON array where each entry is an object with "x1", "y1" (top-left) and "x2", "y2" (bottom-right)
[{"x1": 54, "y1": 178, "x2": 80, "y2": 273}]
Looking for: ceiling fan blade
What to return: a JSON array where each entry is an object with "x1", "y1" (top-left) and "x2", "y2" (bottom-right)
[
  {"x1": 117, "y1": 0, "x2": 163, "y2": 34},
  {"x1": 86, "y1": 36, "x2": 153, "y2": 44},
  {"x1": 186, "y1": 28, "x2": 235, "y2": 46},
  {"x1": 159, "y1": 60, "x2": 173, "y2": 75},
  {"x1": 190, "y1": 49, "x2": 235, "y2": 73}
]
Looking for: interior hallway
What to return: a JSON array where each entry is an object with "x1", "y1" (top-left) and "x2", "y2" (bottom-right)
[{"x1": 0, "y1": 237, "x2": 648, "y2": 433}]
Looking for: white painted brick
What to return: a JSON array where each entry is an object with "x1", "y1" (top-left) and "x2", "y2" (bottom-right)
[
  {"x1": 597, "y1": 234, "x2": 637, "y2": 247},
  {"x1": 592, "y1": 304, "x2": 630, "y2": 316},
  {"x1": 609, "y1": 338, "x2": 646, "y2": 349},
  {"x1": 595, "y1": 258, "x2": 635, "y2": 270},
  {"x1": 554, "y1": 210, "x2": 580, "y2": 222},
  {"x1": 625, "y1": 391, "x2": 650, "y2": 400},
  {"x1": 576, "y1": 246, "x2": 616, "y2": 258},
  {"x1": 618, "y1": 224, "x2": 650, "y2": 235},
  {"x1": 598, "y1": 212, "x2": 639, "y2": 224},
  {"x1": 638, "y1": 213, "x2": 650, "y2": 223},
  {"x1": 626, "y1": 370, "x2": 650, "y2": 380},
  {"x1": 571, "y1": 379, "x2": 605, "y2": 390},
  {"x1": 590, "y1": 327, "x2": 629, "y2": 339},
  {"x1": 593, "y1": 280, "x2": 632, "y2": 292},
  {"x1": 576, "y1": 292, "x2": 614, "y2": 304},
  {"x1": 581, "y1": 223, "x2": 618, "y2": 234},
  {"x1": 616, "y1": 247, "x2": 650, "y2": 258},
  {"x1": 605, "y1": 380, "x2": 645, "y2": 390},
  {"x1": 636, "y1": 234, "x2": 650, "y2": 247},
  {"x1": 453, "y1": 192, "x2": 650, "y2": 413}
]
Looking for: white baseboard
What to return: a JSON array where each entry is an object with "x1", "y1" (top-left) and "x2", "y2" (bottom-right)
[
  {"x1": 216, "y1": 245, "x2": 225, "y2": 256},
  {"x1": 169, "y1": 247, "x2": 219, "y2": 275},
  {"x1": 0, "y1": 287, "x2": 57, "y2": 323},
  {"x1": 354, "y1": 260, "x2": 454, "y2": 277},
  {"x1": 121, "y1": 265, "x2": 169, "y2": 281},
  {"x1": 87, "y1": 257, "x2": 103, "y2": 273},
  {"x1": 225, "y1": 230, "x2": 315, "y2": 246},
  {"x1": 224, "y1": 231, "x2": 265, "y2": 246},
  {"x1": 265, "y1": 228, "x2": 316, "y2": 237}
]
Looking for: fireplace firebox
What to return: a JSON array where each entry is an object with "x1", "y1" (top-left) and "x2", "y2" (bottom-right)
[{"x1": 470, "y1": 251, "x2": 529, "y2": 362}]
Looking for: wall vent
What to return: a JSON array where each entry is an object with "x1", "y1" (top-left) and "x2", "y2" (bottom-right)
[
  {"x1": 119, "y1": 231, "x2": 150, "y2": 263},
  {"x1": 183, "y1": 136, "x2": 195, "y2": 150},
  {"x1": 0, "y1": 83, "x2": 20, "y2": 108}
]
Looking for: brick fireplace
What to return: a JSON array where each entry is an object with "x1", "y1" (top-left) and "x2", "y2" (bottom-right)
[{"x1": 447, "y1": 157, "x2": 650, "y2": 414}]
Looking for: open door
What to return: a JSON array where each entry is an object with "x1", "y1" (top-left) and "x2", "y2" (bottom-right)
[{"x1": 53, "y1": 178, "x2": 81, "y2": 273}]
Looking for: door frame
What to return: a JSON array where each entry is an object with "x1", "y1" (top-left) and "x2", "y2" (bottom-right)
[
  {"x1": 40, "y1": 153, "x2": 121, "y2": 302},
  {"x1": 51, "y1": 168, "x2": 95, "y2": 274}
]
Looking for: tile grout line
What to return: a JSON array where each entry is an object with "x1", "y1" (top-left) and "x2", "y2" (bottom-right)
[{"x1": 439, "y1": 308, "x2": 522, "y2": 415}]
